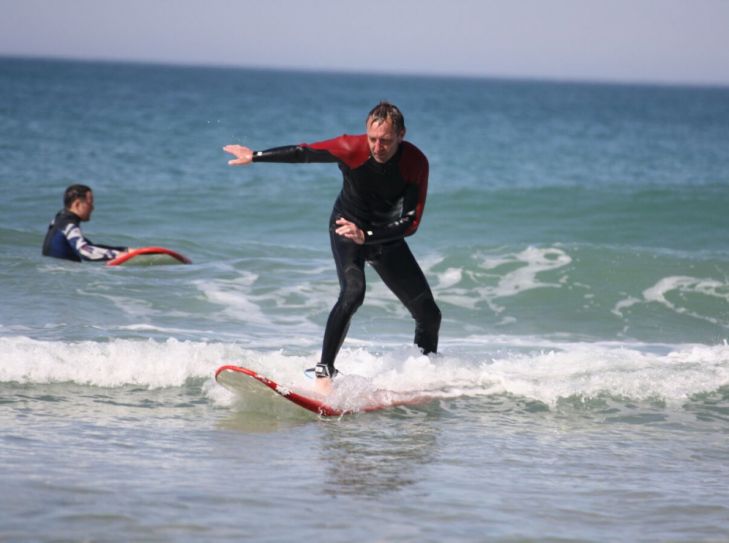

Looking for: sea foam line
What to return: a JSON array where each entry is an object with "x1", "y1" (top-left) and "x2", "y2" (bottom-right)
[
  {"x1": 614, "y1": 275, "x2": 729, "y2": 327},
  {"x1": 1, "y1": 336, "x2": 727, "y2": 406}
]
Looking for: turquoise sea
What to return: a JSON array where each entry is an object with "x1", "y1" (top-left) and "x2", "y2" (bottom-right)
[{"x1": 2, "y1": 56, "x2": 729, "y2": 542}]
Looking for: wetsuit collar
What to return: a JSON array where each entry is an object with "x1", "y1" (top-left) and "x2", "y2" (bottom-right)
[
  {"x1": 369, "y1": 144, "x2": 403, "y2": 170},
  {"x1": 57, "y1": 208, "x2": 82, "y2": 224}
]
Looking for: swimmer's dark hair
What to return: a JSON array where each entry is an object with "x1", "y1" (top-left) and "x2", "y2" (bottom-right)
[
  {"x1": 64, "y1": 184, "x2": 92, "y2": 208},
  {"x1": 367, "y1": 101, "x2": 405, "y2": 133}
]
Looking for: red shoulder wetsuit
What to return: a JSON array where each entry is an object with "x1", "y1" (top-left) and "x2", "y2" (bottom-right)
[{"x1": 252, "y1": 134, "x2": 428, "y2": 244}]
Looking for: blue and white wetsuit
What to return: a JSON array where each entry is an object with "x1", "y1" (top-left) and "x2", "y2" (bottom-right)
[{"x1": 42, "y1": 209, "x2": 127, "y2": 262}]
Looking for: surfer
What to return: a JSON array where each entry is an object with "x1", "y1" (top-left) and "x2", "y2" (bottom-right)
[
  {"x1": 42, "y1": 184, "x2": 130, "y2": 262},
  {"x1": 224, "y1": 101, "x2": 441, "y2": 385}
]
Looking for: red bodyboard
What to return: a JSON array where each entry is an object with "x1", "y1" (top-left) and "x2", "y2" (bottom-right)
[{"x1": 106, "y1": 246, "x2": 191, "y2": 267}]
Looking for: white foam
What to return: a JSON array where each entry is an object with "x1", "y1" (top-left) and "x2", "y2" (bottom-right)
[
  {"x1": 194, "y1": 274, "x2": 271, "y2": 325},
  {"x1": 192, "y1": 271, "x2": 334, "y2": 331},
  {"x1": 483, "y1": 246, "x2": 572, "y2": 298},
  {"x1": 435, "y1": 267, "x2": 463, "y2": 289},
  {"x1": 0, "y1": 336, "x2": 235, "y2": 388},
  {"x1": 613, "y1": 275, "x2": 729, "y2": 326},
  {"x1": 2, "y1": 335, "x2": 727, "y2": 408},
  {"x1": 342, "y1": 339, "x2": 729, "y2": 406},
  {"x1": 428, "y1": 246, "x2": 573, "y2": 311}
]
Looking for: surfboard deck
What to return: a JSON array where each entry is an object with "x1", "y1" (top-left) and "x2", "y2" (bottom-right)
[
  {"x1": 106, "y1": 246, "x2": 191, "y2": 267},
  {"x1": 215, "y1": 365, "x2": 431, "y2": 417}
]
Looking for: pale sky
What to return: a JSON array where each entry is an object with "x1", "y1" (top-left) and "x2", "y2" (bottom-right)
[{"x1": 2, "y1": 0, "x2": 729, "y2": 86}]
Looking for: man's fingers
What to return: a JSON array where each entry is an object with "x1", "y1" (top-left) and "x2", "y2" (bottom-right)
[{"x1": 224, "y1": 145, "x2": 252, "y2": 165}]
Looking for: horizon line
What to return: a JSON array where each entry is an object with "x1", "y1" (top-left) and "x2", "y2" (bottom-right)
[{"x1": 2, "y1": 52, "x2": 729, "y2": 91}]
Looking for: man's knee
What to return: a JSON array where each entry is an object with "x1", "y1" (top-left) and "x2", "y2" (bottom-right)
[{"x1": 338, "y1": 266, "x2": 366, "y2": 313}]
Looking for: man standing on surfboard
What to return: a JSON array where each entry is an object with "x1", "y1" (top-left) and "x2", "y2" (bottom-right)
[
  {"x1": 224, "y1": 102, "x2": 441, "y2": 384},
  {"x1": 42, "y1": 184, "x2": 130, "y2": 262}
]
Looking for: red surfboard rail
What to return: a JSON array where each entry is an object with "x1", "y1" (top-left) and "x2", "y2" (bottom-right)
[
  {"x1": 215, "y1": 365, "x2": 343, "y2": 416},
  {"x1": 215, "y1": 365, "x2": 432, "y2": 417},
  {"x1": 106, "y1": 246, "x2": 191, "y2": 267}
]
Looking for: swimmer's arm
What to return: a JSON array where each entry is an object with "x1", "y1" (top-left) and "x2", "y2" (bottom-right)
[{"x1": 63, "y1": 224, "x2": 127, "y2": 261}]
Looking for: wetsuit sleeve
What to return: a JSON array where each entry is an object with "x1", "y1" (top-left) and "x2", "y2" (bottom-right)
[
  {"x1": 62, "y1": 223, "x2": 126, "y2": 261},
  {"x1": 251, "y1": 135, "x2": 370, "y2": 168},
  {"x1": 362, "y1": 145, "x2": 429, "y2": 244},
  {"x1": 362, "y1": 184, "x2": 422, "y2": 244},
  {"x1": 251, "y1": 145, "x2": 338, "y2": 164}
]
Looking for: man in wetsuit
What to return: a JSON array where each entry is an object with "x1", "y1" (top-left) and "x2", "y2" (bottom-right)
[
  {"x1": 224, "y1": 102, "x2": 441, "y2": 384},
  {"x1": 42, "y1": 184, "x2": 128, "y2": 262}
]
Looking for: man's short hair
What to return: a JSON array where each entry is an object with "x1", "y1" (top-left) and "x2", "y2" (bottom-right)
[
  {"x1": 63, "y1": 184, "x2": 92, "y2": 209},
  {"x1": 367, "y1": 101, "x2": 405, "y2": 133}
]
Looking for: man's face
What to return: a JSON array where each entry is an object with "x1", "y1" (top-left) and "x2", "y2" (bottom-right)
[
  {"x1": 367, "y1": 118, "x2": 404, "y2": 164},
  {"x1": 74, "y1": 191, "x2": 95, "y2": 221}
]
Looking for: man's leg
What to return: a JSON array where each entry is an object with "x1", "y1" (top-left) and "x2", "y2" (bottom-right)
[
  {"x1": 369, "y1": 240, "x2": 441, "y2": 354},
  {"x1": 319, "y1": 231, "x2": 366, "y2": 376}
]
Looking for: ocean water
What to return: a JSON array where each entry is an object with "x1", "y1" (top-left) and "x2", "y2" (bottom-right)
[{"x1": 1, "y1": 56, "x2": 729, "y2": 542}]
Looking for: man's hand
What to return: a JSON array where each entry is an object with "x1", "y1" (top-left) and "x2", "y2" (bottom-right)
[
  {"x1": 223, "y1": 144, "x2": 254, "y2": 166},
  {"x1": 335, "y1": 218, "x2": 365, "y2": 245}
]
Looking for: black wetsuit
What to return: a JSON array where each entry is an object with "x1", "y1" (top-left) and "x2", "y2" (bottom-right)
[
  {"x1": 42, "y1": 209, "x2": 126, "y2": 262},
  {"x1": 253, "y1": 134, "x2": 441, "y2": 373}
]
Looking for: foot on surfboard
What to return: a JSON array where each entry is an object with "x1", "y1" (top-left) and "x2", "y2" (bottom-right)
[{"x1": 304, "y1": 363, "x2": 340, "y2": 380}]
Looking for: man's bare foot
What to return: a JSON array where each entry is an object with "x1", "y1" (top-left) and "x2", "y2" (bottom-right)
[{"x1": 314, "y1": 377, "x2": 333, "y2": 395}]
